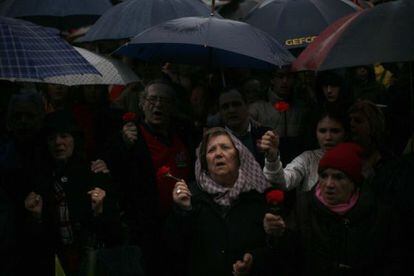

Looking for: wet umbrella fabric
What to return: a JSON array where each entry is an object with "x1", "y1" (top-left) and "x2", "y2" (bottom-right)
[
  {"x1": 114, "y1": 16, "x2": 294, "y2": 69},
  {"x1": 0, "y1": 0, "x2": 112, "y2": 30},
  {"x1": 292, "y1": 0, "x2": 414, "y2": 71},
  {"x1": 244, "y1": 0, "x2": 359, "y2": 49},
  {"x1": 78, "y1": 0, "x2": 212, "y2": 42},
  {"x1": 0, "y1": 17, "x2": 99, "y2": 82},
  {"x1": 44, "y1": 47, "x2": 140, "y2": 86}
]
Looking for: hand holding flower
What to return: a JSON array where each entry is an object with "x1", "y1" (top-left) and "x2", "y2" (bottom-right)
[{"x1": 172, "y1": 180, "x2": 192, "y2": 210}]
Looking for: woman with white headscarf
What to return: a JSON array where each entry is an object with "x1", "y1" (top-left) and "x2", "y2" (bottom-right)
[{"x1": 170, "y1": 127, "x2": 272, "y2": 276}]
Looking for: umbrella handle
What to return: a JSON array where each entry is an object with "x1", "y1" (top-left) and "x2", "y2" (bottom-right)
[{"x1": 211, "y1": 0, "x2": 215, "y2": 16}]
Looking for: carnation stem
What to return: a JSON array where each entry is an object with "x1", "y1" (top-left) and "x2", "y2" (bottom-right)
[{"x1": 165, "y1": 173, "x2": 181, "y2": 182}]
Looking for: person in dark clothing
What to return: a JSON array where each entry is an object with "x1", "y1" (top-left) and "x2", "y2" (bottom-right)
[
  {"x1": 171, "y1": 127, "x2": 271, "y2": 276},
  {"x1": 24, "y1": 110, "x2": 121, "y2": 275},
  {"x1": 347, "y1": 65, "x2": 387, "y2": 105},
  {"x1": 253, "y1": 142, "x2": 403, "y2": 276},
  {"x1": 104, "y1": 79, "x2": 194, "y2": 276},
  {"x1": 0, "y1": 90, "x2": 49, "y2": 275},
  {"x1": 211, "y1": 88, "x2": 271, "y2": 167},
  {"x1": 0, "y1": 186, "x2": 16, "y2": 275},
  {"x1": 315, "y1": 70, "x2": 351, "y2": 114}
]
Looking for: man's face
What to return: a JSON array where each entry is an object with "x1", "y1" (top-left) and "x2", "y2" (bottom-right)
[
  {"x1": 219, "y1": 91, "x2": 249, "y2": 131},
  {"x1": 322, "y1": 85, "x2": 340, "y2": 102},
  {"x1": 47, "y1": 84, "x2": 68, "y2": 102},
  {"x1": 271, "y1": 70, "x2": 295, "y2": 99},
  {"x1": 8, "y1": 102, "x2": 43, "y2": 143},
  {"x1": 355, "y1": 67, "x2": 369, "y2": 81},
  {"x1": 142, "y1": 83, "x2": 174, "y2": 129}
]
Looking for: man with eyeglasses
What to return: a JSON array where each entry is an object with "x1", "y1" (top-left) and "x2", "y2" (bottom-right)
[{"x1": 105, "y1": 79, "x2": 194, "y2": 276}]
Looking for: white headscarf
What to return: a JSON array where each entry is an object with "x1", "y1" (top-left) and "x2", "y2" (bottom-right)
[{"x1": 195, "y1": 129, "x2": 271, "y2": 206}]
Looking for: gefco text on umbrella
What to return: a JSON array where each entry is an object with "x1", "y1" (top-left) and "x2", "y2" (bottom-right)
[{"x1": 285, "y1": 36, "x2": 317, "y2": 47}]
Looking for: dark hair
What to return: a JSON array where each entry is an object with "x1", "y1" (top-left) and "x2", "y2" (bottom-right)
[
  {"x1": 199, "y1": 127, "x2": 239, "y2": 171},
  {"x1": 218, "y1": 87, "x2": 247, "y2": 105},
  {"x1": 315, "y1": 107, "x2": 349, "y2": 133},
  {"x1": 306, "y1": 107, "x2": 349, "y2": 148},
  {"x1": 6, "y1": 89, "x2": 45, "y2": 130},
  {"x1": 43, "y1": 110, "x2": 85, "y2": 161},
  {"x1": 316, "y1": 70, "x2": 350, "y2": 104}
]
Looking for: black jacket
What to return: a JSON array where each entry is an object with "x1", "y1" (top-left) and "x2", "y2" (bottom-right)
[
  {"x1": 264, "y1": 185, "x2": 404, "y2": 276},
  {"x1": 168, "y1": 182, "x2": 268, "y2": 276}
]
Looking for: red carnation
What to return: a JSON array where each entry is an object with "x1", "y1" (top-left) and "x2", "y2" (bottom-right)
[
  {"x1": 156, "y1": 166, "x2": 180, "y2": 182},
  {"x1": 122, "y1": 112, "x2": 137, "y2": 122},
  {"x1": 266, "y1": 189, "x2": 285, "y2": 205},
  {"x1": 274, "y1": 101, "x2": 290, "y2": 112}
]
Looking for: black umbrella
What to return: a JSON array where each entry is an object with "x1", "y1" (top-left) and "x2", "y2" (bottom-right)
[
  {"x1": 293, "y1": 0, "x2": 414, "y2": 71},
  {"x1": 0, "y1": 0, "x2": 112, "y2": 30},
  {"x1": 114, "y1": 16, "x2": 294, "y2": 70},
  {"x1": 244, "y1": 0, "x2": 360, "y2": 49},
  {"x1": 78, "y1": 0, "x2": 212, "y2": 42}
]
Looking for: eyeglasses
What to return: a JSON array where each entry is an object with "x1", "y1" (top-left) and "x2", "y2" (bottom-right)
[{"x1": 145, "y1": 96, "x2": 172, "y2": 105}]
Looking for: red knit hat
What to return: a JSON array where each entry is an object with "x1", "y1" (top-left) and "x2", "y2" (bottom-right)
[{"x1": 318, "y1": 142, "x2": 364, "y2": 183}]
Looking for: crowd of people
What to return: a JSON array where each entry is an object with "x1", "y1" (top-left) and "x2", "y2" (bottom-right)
[{"x1": 0, "y1": 1, "x2": 413, "y2": 276}]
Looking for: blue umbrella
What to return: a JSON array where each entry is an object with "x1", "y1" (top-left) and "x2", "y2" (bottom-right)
[
  {"x1": 0, "y1": 0, "x2": 112, "y2": 30},
  {"x1": 114, "y1": 16, "x2": 294, "y2": 69},
  {"x1": 0, "y1": 17, "x2": 100, "y2": 82},
  {"x1": 244, "y1": 0, "x2": 360, "y2": 49},
  {"x1": 79, "y1": 0, "x2": 212, "y2": 42}
]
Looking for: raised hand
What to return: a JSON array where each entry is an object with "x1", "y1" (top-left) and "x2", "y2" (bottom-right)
[
  {"x1": 122, "y1": 122, "x2": 138, "y2": 147},
  {"x1": 87, "y1": 187, "x2": 106, "y2": 215},
  {"x1": 90, "y1": 159, "x2": 110, "y2": 174},
  {"x1": 172, "y1": 180, "x2": 192, "y2": 210},
  {"x1": 232, "y1": 253, "x2": 253, "y2": 276},
  {"x1": 24, "y1": 192, "x2": 43, "y2": 218},
  {"x1": 257, "y1": 130, "x2": 279, "y2": 162}
]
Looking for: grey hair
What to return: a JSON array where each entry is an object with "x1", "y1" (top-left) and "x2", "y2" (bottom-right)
[{"x1": 139, "y1": 78, "x2": 177, "y2": 108}]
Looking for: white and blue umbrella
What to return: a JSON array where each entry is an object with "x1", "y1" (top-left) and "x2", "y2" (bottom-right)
[
  {"x1": 46, "y1": 47, "x2": 140, "y2": 86},
  {"x1": 114, "y1": 16, "x2": 294, "y2": 70},
  {"x1": 0, "y1": 17, "x2": 100, "y2": 83},
  {"x1": 0, "y1": 0, "x2": 112, "y2": 30},
  {"x1": 79, "y1": 0, "x2": 212, "y2": 42}
]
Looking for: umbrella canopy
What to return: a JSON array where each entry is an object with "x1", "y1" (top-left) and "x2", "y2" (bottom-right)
[
  {"x1": 44, "y1": 47, "x2": 140, "y2": 85},
  {"x1": 292, "y1": 0, "x2": 414, "y2": 71},
  {"x1": 78, "y1": 0, "x2": 212, "y2": 42},
  {"x1": 218, "y1": 0, "x2": 262, "y2": 20},
  {"x1": 0, "y1": 16, "x2": 100, "y2": 83},
  {"x1": 114, "y1": 16, "x2": 294, "y2": 70},
  {"x1": 0, "y1": 0, "x2": 112, "y2": 30},
  {"x1": 244, "y1": 0, "x2": 360, "y2": 49}
]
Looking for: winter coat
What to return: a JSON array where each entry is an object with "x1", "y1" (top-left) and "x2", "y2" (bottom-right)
[
  {"x1": 168, "y1": 182, "x2": 268, "y2": 276},
  {"x1": 264, "y1": 185, "x2": 403, "y2": 276}
]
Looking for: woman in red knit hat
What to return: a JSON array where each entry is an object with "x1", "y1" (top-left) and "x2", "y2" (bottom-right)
[{"x1": 235, "y1": 142, "x2": 404, "y2": 276}]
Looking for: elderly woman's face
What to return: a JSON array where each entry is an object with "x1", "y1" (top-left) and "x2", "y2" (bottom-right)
[
  {"x1": 319, "y1": 168, "x2": 355, "y2": 205},
  {"x1": 47, "y1": 132, "x2": 74, "y2": 161},
  {"x1": 206, "y1": 134, "x2": 239, "y2": 187}
]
